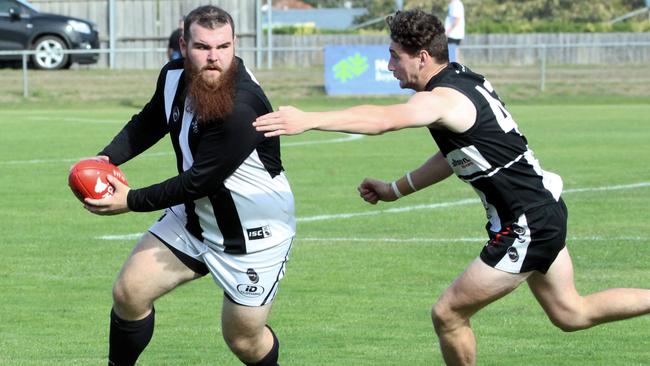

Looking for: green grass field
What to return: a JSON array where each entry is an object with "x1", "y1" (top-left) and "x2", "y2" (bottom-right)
[{"x1": 1, "y1": 68, "x2": 649, "y2": 365}]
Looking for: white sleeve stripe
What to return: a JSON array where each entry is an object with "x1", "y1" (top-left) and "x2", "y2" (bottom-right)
[{"x1": 164, "y1": 69, "x2": 184, "y2": 124}]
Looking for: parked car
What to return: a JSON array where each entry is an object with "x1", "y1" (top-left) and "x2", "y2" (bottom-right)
[{"x1": 0, "y1": 0, "x2": 99, "y2": 69}]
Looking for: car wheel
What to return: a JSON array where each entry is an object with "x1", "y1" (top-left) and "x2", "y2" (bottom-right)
[{"x1": 32, "y1": 36, "x2": 70, "y2": 70}]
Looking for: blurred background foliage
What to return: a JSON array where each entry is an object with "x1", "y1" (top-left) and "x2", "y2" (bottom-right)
[{"x1": 292, "y1": 0, "x2": 650, "y2": 33}]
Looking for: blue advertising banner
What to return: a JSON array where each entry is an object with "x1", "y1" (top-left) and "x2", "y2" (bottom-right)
[{"x1": 324, "y1": 45, "x2": 412, "y2": 95}]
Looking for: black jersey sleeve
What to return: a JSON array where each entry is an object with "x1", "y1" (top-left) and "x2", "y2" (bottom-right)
[
  {"x1": 98, "y1": 67, "x2": 170, "y2": 165},
  {"x1": 126, "y1": 102, "x2": 265, "y2": 212}
]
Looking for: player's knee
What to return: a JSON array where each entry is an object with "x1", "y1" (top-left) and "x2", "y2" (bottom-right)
[
  {"x1": 223, "y1": 333, "x2": 259, "y2": 359},
  {"x1": 551, "y1": 319, "x2": 584, "y2": 332},
  {"x1": 112, "y1": 280, "x2": 128, "y2": 305},
  {"x1": 112, "y1": 279, "x2": 147, "y2": 311},
  {"x1": 431, "y1": 302, "x2": 461, "y2": 334},
  {"x1": 546, "y1": 307, "x2": 591, "y2": 332},
  {"x1": 548, "y1": 313, "x2": 589, "y2": 332}
]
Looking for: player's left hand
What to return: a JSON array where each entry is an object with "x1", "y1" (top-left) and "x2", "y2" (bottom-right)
[
  {"x1": 84, "y1": 175, "x2": 131, "y2": 215},
  {"x1": 358, "y1": 177, "x2": 397, "y2": 204},
  {"x1": 253, "y1": 106, "x2": 310, "y2": 137},
  {"x1": 68, "y1": 155, "x2": 109, "y2": 173}
]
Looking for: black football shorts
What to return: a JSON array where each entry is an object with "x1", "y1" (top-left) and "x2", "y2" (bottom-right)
[{"x1": 480, "y1": 199, "x2": 568, "y2": 274}]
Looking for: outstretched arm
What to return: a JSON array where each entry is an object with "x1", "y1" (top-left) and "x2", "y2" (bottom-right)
[
  {"x1": 254, "y1": 88, "x2": 476, "y2": 137},
  {"x1": 253, "y1": 90, "x2": 460, "y2": 137},
  {"x1": 358, "y1": 151, "x2": 453, "y2": 204}
]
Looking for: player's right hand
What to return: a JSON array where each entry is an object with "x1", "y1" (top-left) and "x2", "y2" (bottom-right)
[
  {"x1": 358, "y1": 178, "x2": 397, "y2": 204},
  {"x1": 253, "y1": 106, "x2": 309, "y2": 137},
  {"x1": 84, "y1": 175, "x2": 131, "y2": 216}
]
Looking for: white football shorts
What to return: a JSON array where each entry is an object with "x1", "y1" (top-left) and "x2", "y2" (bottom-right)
[{"x1": 149, "y1": 207, "x2": 294, "y2": 307}]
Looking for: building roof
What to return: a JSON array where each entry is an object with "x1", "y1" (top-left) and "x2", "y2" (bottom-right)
[
  {"x1": 272, "y1": 0, "x2": 313, "y2": 10},
  {"x1": 271, "y1": 8, "x2": 368, "y2": 30}
]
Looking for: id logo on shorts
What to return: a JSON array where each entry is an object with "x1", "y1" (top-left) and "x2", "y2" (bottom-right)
[
  {"x1": 507, "y1": 246, "x2": 519, "y2": 262},
  {"x1": 247, "y1": 225, "x2": 272, "y2": 240},
  {"x1": 237, "y1": 284, "x2": 265, "y2": 297},
  {"x1": 247, "y1": 268, "x2": 259, "y2": 284}
]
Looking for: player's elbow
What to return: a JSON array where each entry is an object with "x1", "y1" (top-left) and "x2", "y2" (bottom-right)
[
  {"x1": 183, "y1": 172, "x2": 219, "y2": 199},
  {"x1": 366, "y1": 119, "x2": 398, "y2": 135}
]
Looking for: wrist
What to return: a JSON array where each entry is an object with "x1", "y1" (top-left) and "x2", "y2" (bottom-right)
[
  {"x1": 406, "y1": 172, "x2": 417, "y2": 192},
  {"x1": 310, "y1": 112, "x2": 323, "y2": 131},
  {"x1": 390, "y1": 181, "x2": 403, "y2": 199},
  {"x1": 125, "y1": 189, "x2": 134, "y2": 211}
]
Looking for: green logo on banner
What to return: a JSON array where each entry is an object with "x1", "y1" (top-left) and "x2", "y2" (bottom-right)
[{"x1": 333, "y1": 53, "x2": 369, "y2": 82}]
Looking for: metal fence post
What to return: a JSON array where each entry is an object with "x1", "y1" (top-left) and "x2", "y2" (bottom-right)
[
  {"x1": 256, "y1": 0, "x2": 262, "y2": 69},
  {"x1": 22, "y1": 52, "x2": 28, "y2": 98},
  {"x1": 108, "y1": 0, "x2": 116, "y2": 69},
  {"x1": 266, "y1": 0, "x2": 273, "y2": 69},
  {"x1": 539, "y1": 44, "x2": 547, "y2": 92}
]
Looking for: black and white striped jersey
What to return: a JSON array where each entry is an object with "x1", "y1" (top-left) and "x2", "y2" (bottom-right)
[
  {"x1": 426, "y1": 63, "x2": 563, "y2": 232},
  {"x1": 99, "y1": 57, "x2": 295, "y2": 254}
]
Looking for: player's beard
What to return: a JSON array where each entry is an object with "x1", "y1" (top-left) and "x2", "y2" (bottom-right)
[{"x1": 185, "y1": 56, "x2": 237, "y2": 123}]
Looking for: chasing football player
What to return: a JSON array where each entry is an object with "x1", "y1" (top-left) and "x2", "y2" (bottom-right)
[
  {"x1": 82, "y1": 6, "x2": 294, "y2": 366},
  {"x1": 253, "y1": 9, "x2": 650, "y2": 366}
]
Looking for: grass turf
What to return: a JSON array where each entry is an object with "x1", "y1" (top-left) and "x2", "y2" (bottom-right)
[{"x1": 0, "y1": 70, "x2": 649, "y2": 365}]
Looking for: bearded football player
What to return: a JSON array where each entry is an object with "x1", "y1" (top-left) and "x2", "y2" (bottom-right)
[{"x1": 82, "y1": 5, "x2": 295, "y2": 366}]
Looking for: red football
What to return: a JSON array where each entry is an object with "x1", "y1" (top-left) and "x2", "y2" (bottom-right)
[{"x1": 68, "y1": 159, "x2": 128, "y2": 202}]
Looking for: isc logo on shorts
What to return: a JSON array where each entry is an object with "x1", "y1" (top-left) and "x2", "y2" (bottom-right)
[
  {"x1": 246, "y1": 225, "x2": 272, "y2": 240},
  {"x1": 237, "y1": 284, "x2": 265, "y2": 297}
]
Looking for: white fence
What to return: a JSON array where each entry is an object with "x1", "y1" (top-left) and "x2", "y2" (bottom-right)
[
  {"x1": 268, "y1": 33, "x2": 650, "y2": 68},
  {"x1": 2, "y1": 41, "x2": 650, "y2": 97}
]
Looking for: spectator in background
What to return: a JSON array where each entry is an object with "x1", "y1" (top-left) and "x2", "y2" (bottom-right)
[
  {"x1": 444, "y1": 0, "x2": 464, "y2": 63},
  {"x1": 167, "y1": 16, "x2": 184, "y2": 61}
]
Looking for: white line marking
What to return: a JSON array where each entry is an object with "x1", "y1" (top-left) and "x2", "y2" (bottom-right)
[
  {"x1": 0, "y1": 152, "x2": 173, "y2": 165},
  {"x1": 298, "y1": 198, "x2": 478, "y2": 222},
  {"x1": 0, "y1": 134, "x2": 363, "y2": 165},
  {"x1": 297, "y1": 182, "x2": 650, "y2": 223},
  {"x1": 565, "y1": 182, "x2": 650, "y2": 193},
  {"x1": 3, "y1": 157, "x2": 81, "y2": 165},
  {"x1": 299, "y1": 236, "x2": 649, "y2": 243},
  {"x1": 27, "y1": 116, "x2": 123, "y2": 124},
  {"x1": 97, "y1": 234, "x2": 649, "y2": 242},
  {"x1": 99, "y1": 234, "x2": 142, "y2": 241},
  {"x1": 283, "y1": 133, "x2": 363, "y2": 146},
  {"x1": 16, "y1": 114, "x2": 366, "y2": 139},
  {"x1": 96, "y1": 182, "x2": 650, "y2": 241}
]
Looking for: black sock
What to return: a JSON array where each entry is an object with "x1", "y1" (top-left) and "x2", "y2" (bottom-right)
[
  {"x1": 108, "y1": 307, "x2": 155, "y2": 366},
  {"x1": 245, "y1": 325, "x2": 280, "y2": 366}
]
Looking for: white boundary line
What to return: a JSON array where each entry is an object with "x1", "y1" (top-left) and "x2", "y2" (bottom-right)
[
  {"x1": 1, "y1": 151, "x2": 173, "y2": 165},
  {"x1": 284, "y1": 133, "x2": 364, "y2": 146},
  {"x1": 297, "y1": 182, "x2": 650, "y2": 223},
  {"x1": 564, "y1": 182, "x2": 650, "y2": 193},
  {"x1": 299, "y1": 236, "x2": 649, "y2": 243},
  {"x1": 27, "y1": 116, "x2": 123, "y2": 124},
  {"x1": 96, "y1": 181, "x2": 650, "y2": 241},
  {"x1": 97, "y1": 234, "x2": 650, "y2": 242},
  {"x1": 0, "y1": 134, "x2": 363, "y2": 165},
  {"x1": 298, "y1": 198, "x2": 478, "y2": 222}
]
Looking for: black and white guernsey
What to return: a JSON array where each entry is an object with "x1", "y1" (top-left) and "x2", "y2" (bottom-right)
[
  {"x1": 426, "y1": 63, "x2": 563, "y2": 232},
  {"x1": 99, "y1": 58, "x2": 295, "y2": 254}
]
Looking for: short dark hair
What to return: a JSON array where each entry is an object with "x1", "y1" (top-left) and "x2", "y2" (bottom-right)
[
  {"x1": 386, "y1": 9, "x2": 448, "y2": 62},
  {"x1": 183, "y1": 5, "x2": 234, "y2": 42}
]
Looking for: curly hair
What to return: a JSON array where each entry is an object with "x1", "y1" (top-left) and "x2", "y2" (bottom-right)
[
  {"x1": 386, "y1": 9, "x2": 448, "y2": 62},
  {"x1": 183, "y1": 5, "x2": 235, "y2": 42}
]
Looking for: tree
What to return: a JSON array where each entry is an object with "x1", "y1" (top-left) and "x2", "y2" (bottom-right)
[
  {"x1": 292, "y1": 0, "x2": 649, "y2": 32},
  {"x1": 359, "y1": 0, "x2": 649, "y2": 32},
  {"x1": 352, "y1": 0, "x2": 402, "y2": 29}
]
